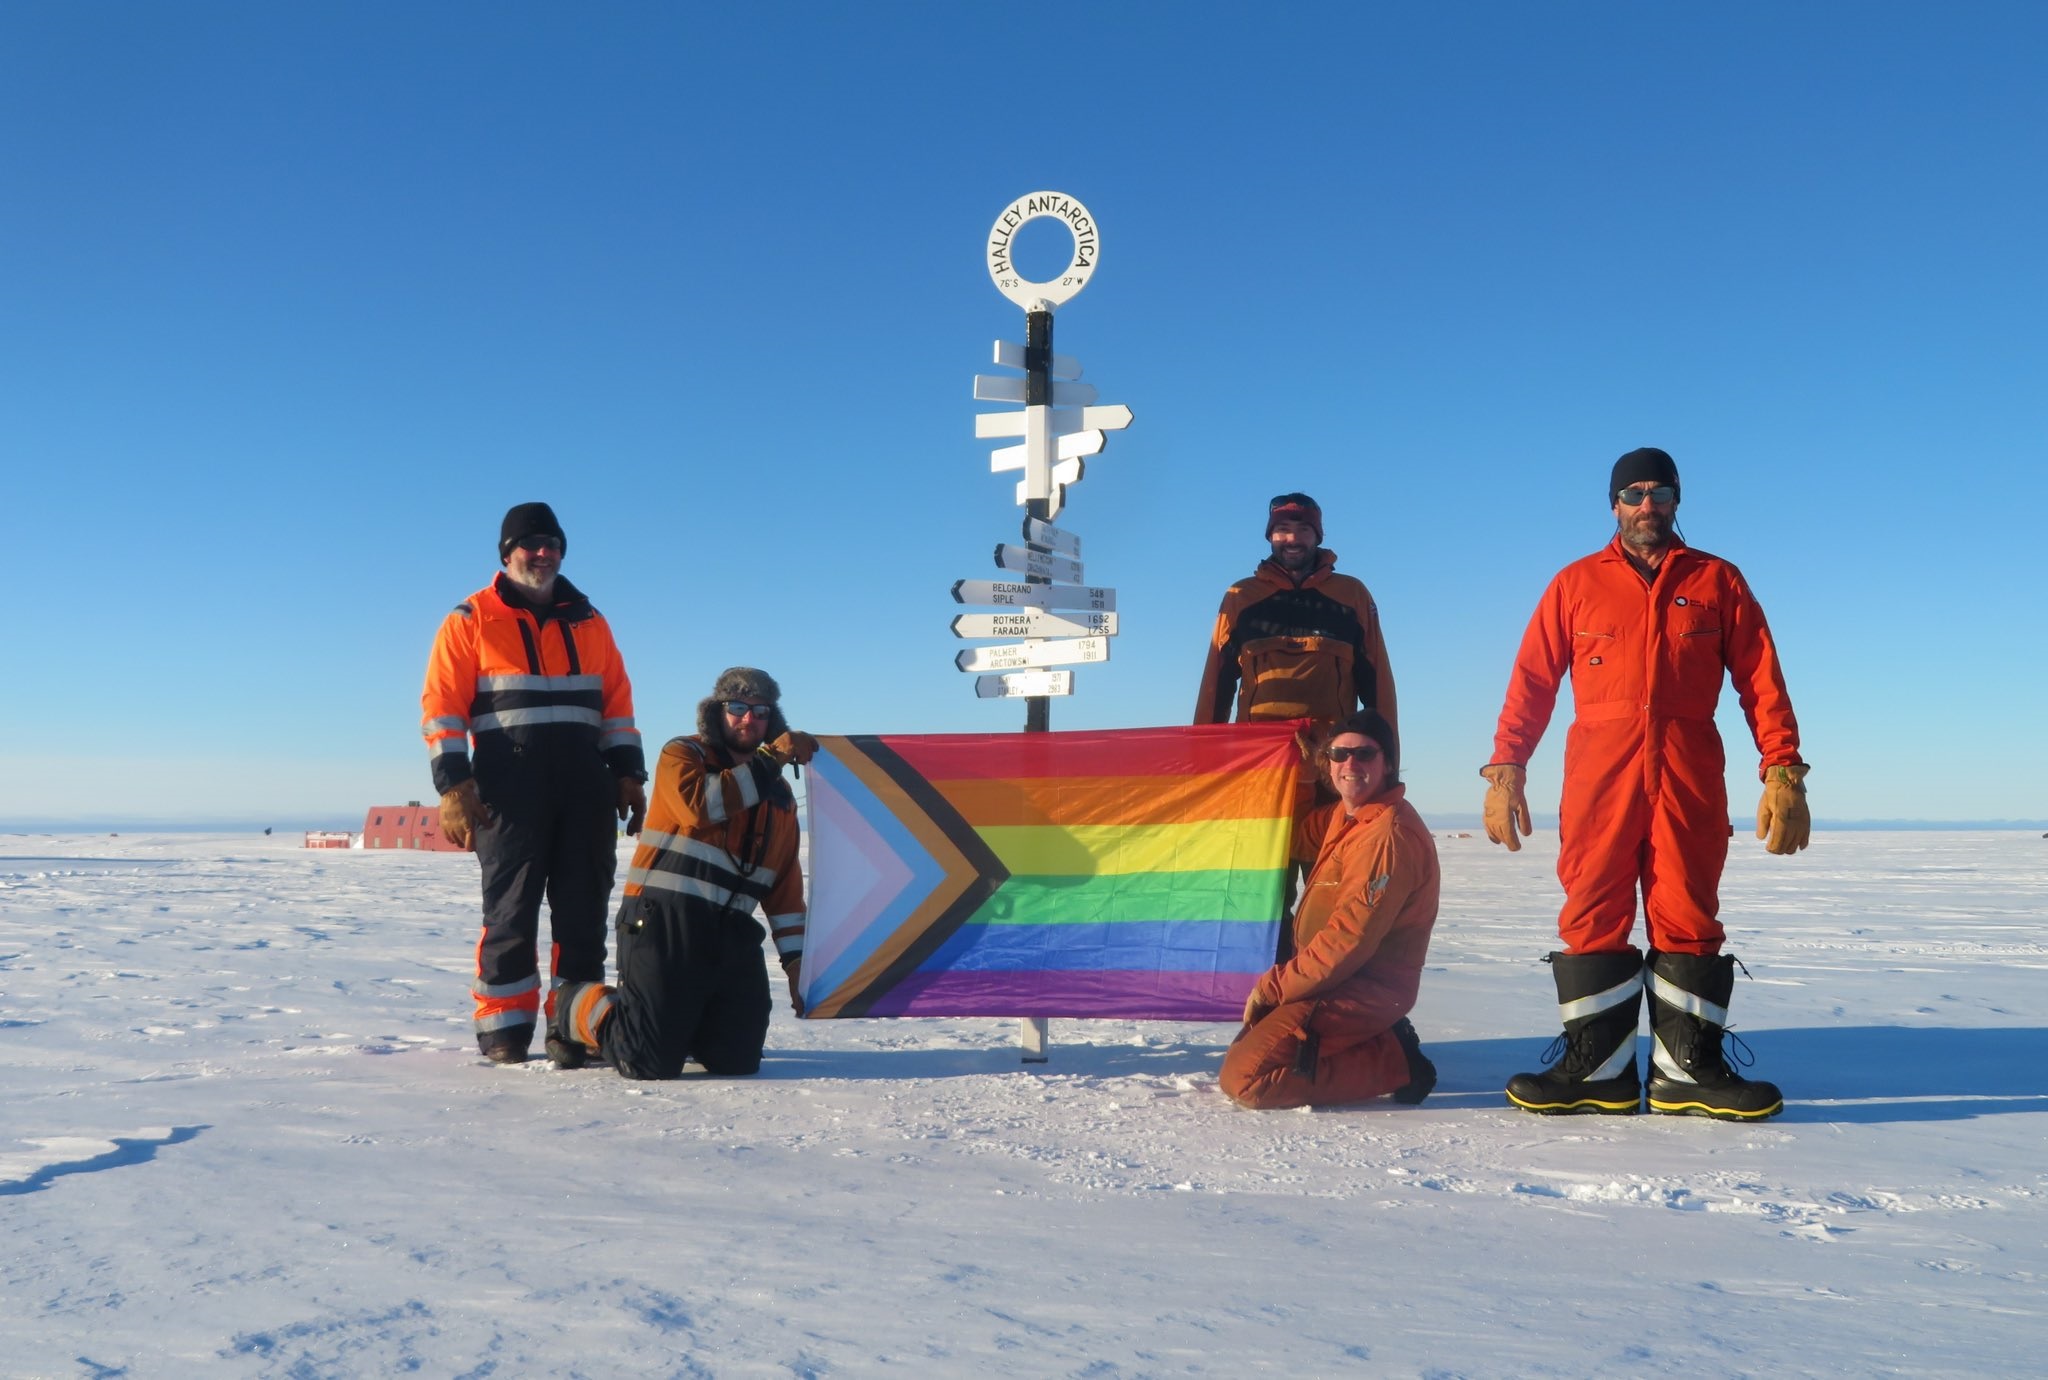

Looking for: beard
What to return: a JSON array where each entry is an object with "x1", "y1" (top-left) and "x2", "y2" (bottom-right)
[{"x1": 1619, "y1": 510, "x2": 1671, "y2": 552}]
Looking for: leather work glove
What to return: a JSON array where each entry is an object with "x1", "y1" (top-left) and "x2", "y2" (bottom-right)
[
  {"x1": 1241, "y1": 970, "x2": 1277, "y2": 1029},
  {"x1": 1756, "y1": 762, "x2": 1812, "y2": 855},
  {"x1": 1479, "y1": 764, "x2": 1532, "y2": 852},
  {"x1": 762, "y1": 730, "x2": 820, "y2": 769},
  {"x1": 617, "y1": 777, "x2": 647, "y2": 836},
  {"x1": 782, "y1": 956, "x2": 806, "y2": 1018},
  {"x1": 438, "y1": 780, "x2": 490, "y2": 852}
]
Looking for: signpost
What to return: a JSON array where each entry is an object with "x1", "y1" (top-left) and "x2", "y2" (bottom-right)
[
  {"x1": 974, "y1": 669, "x2": 1075, "y2": 699},
  {"x1": 954, "y1": 637, "x2": 1111, "y2": 674},
  {"x1": 950, "y1": 579, "x2": 1115, "y2": 611},
  {"x1": 950, "y1": 609, "x2": 1117, "y2": 639},
  {"x1": 954, "y1": 190, "x2": 1134, "y2": 1062}
]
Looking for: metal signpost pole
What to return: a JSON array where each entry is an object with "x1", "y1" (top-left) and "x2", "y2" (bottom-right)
[
  {"x1": 961, "y1": 191, "x2": 1133, "y2": 1061},
  {"x1": 1022, "y1": 306, "x2": 1054, "y2": 737}
]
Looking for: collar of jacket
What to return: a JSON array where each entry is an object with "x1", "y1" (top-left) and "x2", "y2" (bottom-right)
[
  {"x1": 1600, "y1": 533, "x2": 1690, "y2": 562},
  {"x1": 1254, "y1": 547, "x2": 1339, "y2": 589},
  {"x1": 1340, "y1": 781, "x2": 1407, "y2": 826},
  {"x1": 488, "y1": 571, "x2": 596, "y2": 624}
]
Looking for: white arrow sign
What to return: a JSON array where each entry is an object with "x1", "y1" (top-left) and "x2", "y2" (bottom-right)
[
  {"x1": 974, "y1": 403, "x2": 1133, "y2": 440},
  {"x1": 955, "y1": 637, "x2": 1111, "y2": 673},
  {"x1": 989, "y1": 429, "x2": 1104, "y2": 473},
  {"x1": 992, "y1": 339, "x2": 1081, "y2": 380},
  {"x1": 952, "y1": 609, "x2": 1117, "y2": 639},
  {"x1": 1021, "y1": 516, "x2": 1080, "y2": 556},
  {"x1": 952, "y1": 580, "x2": 1116, "y2": 611},
  {"x1": 994, "y1": 544, "x2": 1084, "y2": 584},
  {"x1": 972, "y1": 376, "x2": 1099, "y2": 407},
  {"x1": 975, "y1": 670, "x2": 1075, "y2": 699}
]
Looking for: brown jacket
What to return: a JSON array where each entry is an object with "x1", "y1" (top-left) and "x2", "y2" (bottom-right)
[
  {"x1": 1194, "y1": 550, "x2": 1397, "y2": 732},
  {"x1": 621, "y1": 735, "x2": 805, "y2": 961}
]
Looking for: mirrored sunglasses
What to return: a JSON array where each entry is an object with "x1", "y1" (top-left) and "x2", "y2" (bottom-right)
[
  {"x1": 723, "y1": 701, "x2": 773, "y2": 719},
  {"x1": 1616, "y1": 485, "x2": 1676, "y2": 507}
]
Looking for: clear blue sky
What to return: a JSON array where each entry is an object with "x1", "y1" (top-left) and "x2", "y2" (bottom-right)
[{"x1": 6, "y1": 3, "x2": 2043, "y2": 828}]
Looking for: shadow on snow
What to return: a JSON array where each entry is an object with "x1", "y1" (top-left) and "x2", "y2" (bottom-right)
[{"x1": 760, "y1": 1026, "x2": 2046, "y2": 1123}]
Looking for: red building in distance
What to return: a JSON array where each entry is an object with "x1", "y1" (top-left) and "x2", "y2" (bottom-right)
[{"x1": 361, "y1": 801, "x2": 463, "y2": 852}]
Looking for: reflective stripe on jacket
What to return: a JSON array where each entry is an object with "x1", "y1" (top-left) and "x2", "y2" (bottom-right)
[
  {"x1": 421, "y1": 573, "x2": 643, "y2": 794},
  {"x1": 622, "y1": 735, "x2": 805, "y2": 960},
  {"x1": 1194, "y1": 550, "x2": 1397, "y2": 732}
]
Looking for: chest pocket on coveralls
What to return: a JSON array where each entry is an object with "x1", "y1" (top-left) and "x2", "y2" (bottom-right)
[{"x1": 1673, "y1": 599, "x2": 1722, "y2": 657}]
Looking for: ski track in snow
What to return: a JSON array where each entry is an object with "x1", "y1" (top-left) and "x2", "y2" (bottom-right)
[{"x1": 3, "y1": 830, "x2": 2045, "y2": 1378}]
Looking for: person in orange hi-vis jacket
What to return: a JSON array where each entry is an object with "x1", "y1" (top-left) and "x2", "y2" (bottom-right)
[
  {"x1": 421, "y1": 502, "x2": 646, "y2": 1065},
  {"x1": 549, "y1": 667, "x2": 813, "y2": 1079},
  {"x1": 1484, "y1": 448, "x2": 1809, "y2": 1122},
  {"x1": 1221, "y1": 710, "x2": 1439, "y2": 1111}
]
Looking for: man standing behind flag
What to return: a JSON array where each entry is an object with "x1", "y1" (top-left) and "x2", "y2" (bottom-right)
[
  {"x1": 1194, "y1": 492, "x2": 1397, "y2": 735},
  {"x1": 551, "y1": 668, "x2": 815, "y2": 1079},
  {"x1": 1484, "y1": 448, "x2": 1808, "y2": 1121},
  {"x1": 421, "y1": 502, "x2": 647, "y2": 1064}
]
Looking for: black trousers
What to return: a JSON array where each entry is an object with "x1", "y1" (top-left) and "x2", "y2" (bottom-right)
[
  {"x1": 603, "y1": 899, "x2": 773, "y2": 1080},
  {"x1": 471, "y1": 743, "x2": 617, "y2": 1041}
]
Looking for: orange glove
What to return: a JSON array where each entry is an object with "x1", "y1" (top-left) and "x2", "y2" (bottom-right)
[
  {"x1": 617, "y1": 777, "x2": 647, "y2": 835},
  {"x1": 1756, "y1": 763, "x2": 1811, "y2": 855},
  {"x1": 762, "y1": 730, "x2": 819, "y2": 768},
  {"x1": 1480, "y1": 764, "x2": 1532, "y2": 852},
  {"x1": 782, "y1": 956, "x2": 806, "y2": 1017},
  {"x1": 438, "y1": 780, "x2": 490, "y2": 851}
]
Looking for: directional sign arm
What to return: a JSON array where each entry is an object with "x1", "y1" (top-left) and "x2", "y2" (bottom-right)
[
  {"x1": 955, "y1": 637, "x2": 1111, "y2": 673},
  {"x1": 994, "y1": 340, "x2": 1080, "y2": 380},
  {"x1": 951, "y1": 580, "x2": 1117, "y2": 611}
]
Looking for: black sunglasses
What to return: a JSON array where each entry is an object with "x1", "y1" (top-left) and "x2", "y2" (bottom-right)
[{"x1": 1322, "y1": 743, "x2": 1382, "y2": 763}]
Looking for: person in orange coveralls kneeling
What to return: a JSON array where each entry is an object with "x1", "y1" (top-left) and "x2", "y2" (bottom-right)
[
  {"x1": 1221, "y1": 710, "x2": 1439, "y2": 1110},
  {"x1": 1484, "y1": 448, "x2": 1808, "y2": 1122}
]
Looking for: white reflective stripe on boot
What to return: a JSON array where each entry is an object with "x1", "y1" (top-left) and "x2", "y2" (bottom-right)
[
  {"x1": 1647, "y1": 969, "x2": 1728, "y2": 1027},
  {"x1": 1562, "y1": 971, "x2": 1642, "y2": 1082}
]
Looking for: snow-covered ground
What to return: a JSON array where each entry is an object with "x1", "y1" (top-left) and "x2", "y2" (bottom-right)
[{"x1": 3, "y1": 829, "x2": 2043, "y2": 1378}]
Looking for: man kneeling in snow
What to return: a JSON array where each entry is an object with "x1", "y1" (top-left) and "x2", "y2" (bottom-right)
[
  {"x1": 551, "y1": 668, "x2": 814, "y2": 1077},
  {"x1": 1221, "y1": 710, "x2": 1439, "y2": 1109}
]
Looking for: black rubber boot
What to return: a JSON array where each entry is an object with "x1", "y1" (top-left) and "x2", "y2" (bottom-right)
[
  {"x1": 478, "y1": 1023, "x2": 533, "y2": 1065},
  {"x1": 1505, "y1": 950, "x2": 1643, "y2": 1115},
  {"x1": 1645, "y1": 951, "x2": 1783, "y2": 1121},
  {"x1": 1389, "y1": 1017, "x2": 1437, "y2": 1105},
  {"x1": 546, "y1": 981, "x2": 615, "y2": 1070}
]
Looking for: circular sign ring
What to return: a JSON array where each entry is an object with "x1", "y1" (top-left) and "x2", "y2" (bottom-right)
[{"x1": 987, "y1": 191, "x2": 1100, "y2": 311}]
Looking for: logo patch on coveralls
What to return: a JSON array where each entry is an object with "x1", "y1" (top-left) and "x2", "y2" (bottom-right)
[{"x1": 1675, "y1": 596, "x2": 1689, "y2": 606}]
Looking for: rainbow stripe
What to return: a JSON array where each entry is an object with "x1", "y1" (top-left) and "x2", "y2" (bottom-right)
[{"x1": 801, "y1": 723, "x2": 1301, "y2": 1020}]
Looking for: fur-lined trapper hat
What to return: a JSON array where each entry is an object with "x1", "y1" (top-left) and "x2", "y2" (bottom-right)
[{"x1": 696, "y1": 666, "x2": 791, "y2": 743}]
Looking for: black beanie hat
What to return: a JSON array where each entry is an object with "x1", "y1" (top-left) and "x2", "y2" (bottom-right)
[
  {"x1": 499, "y1": 502, "x2": 566, "y2": 562},
  {"x1": 1329, "y1": 708, "x2": 1400, "y2": 778},
  {"x1": 1609, "y1": 449, "x2": 1680, "y2": 506},
  {"x1": 1267, "y1": 492, "x2": 1323, "y2": 543}
]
